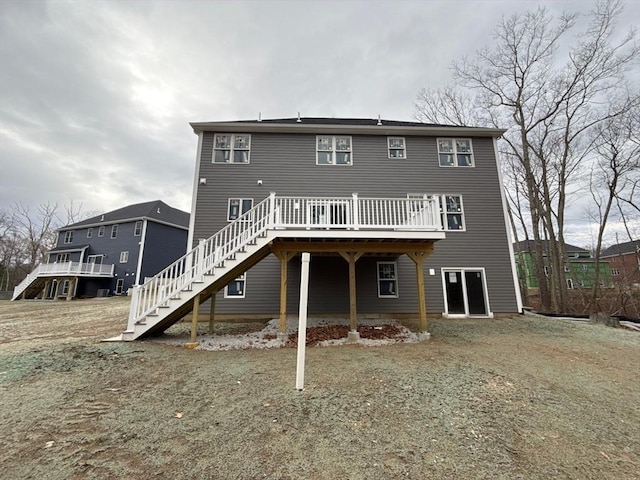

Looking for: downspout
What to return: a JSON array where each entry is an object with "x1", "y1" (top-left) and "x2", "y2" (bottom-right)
[
  {"x1": 493, "y1": 136, "x2": 524, "y2": 313},
  {"x1": 134, "y1": 219, "x2": 148, "y2": 285}
]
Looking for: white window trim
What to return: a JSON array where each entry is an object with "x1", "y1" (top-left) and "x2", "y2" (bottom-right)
[
  {"x1": 377, "y1": 261, "x2": 399, "y2": 298},
  {"x1": 566, "y1": 278, "x2": 574, "y2": 289},
  {"x1": 56, "y1": 253, "x2": 70, "y2": 263},
  {"x1": 316, "y1": 135, "x2": 353, "y2": 165},
  {"x1": 213, "y1": 133, "x2": 251, "y2": 164},
  {"x1": 87, "y1": 228, "x2": 93, "y2": 239},
  {"x1": 224, "y1": 273, "x2": 246, "y2": 298},
  {"x1": 134, "y1": 221, "x2": 143, "y2": 236},
  {"x1": 387, "y1": 137, "x2": 406, "y2": 159},
  {"x1": 63, "y1": 231, "x2": 74, "y2": 244},
  {"x1": 120, "y1": 251, "x2": 129, "y2": 263},
  {"x1": 111, "y1": 224, "x2": 118, "y2": 239},
  {"x1": 440, "y1": 194, "x2": 466, "y2": 232},
  {"x1": 437, "y1": 138, "x2": 475, "y2": 167},
  {"x1": 611, "y1": 268, "x2": 620, "y2": 276},
  {"x1": 98, "y1": 226, "x2": 105, "y2": 237},
  {"x1": 227, "y1": 198, "x2": 254, "y2": 222}
]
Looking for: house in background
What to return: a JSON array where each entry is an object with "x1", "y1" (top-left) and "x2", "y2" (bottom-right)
[
  {"x1": 601, "y1": 239, "x2": 640, "y2": 287},
  {"x1": 12, "y1": 200, "x2": 189, "y2": 300},
  {"x1": 513, "y1": 240, "x2": 612, "y2": 292},
  {"x1": 117, "y1": 117, "x2": 522, "y2": 341}
]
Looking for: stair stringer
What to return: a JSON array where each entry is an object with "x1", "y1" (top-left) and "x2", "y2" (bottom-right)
[{"x1": 120, "y1": 232, "x2": 276, "y2": 340}]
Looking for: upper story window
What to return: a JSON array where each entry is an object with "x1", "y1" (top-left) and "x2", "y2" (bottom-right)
[
  {"x1": 98, "y1": 226, "x2": 105, "y2": 237},
  {"x1": 134, "y1": 221, "x2": 143, "y2": 236},
  {"x1": 388, "y1": 137, "x2": 406, "y2": 158},
  {"x1": 56, "y1": 253, "x2": 70, "y2": 263},
  {"x1": 441, "y1": 195, "x2": 465, "y2": 231},
  {"x1": 227, "y1": 198, "x2": 253, "y2": 221},
  {"x1": 213, "y1": 134, "x2": 251, "y2": 164},
  {"x1": 316, "y1": 136, "x2": 352, "y2": 165},
  {"x1": 63, "y1": 231, "x2": 74, "y2": 244},
  {"x1": 111, "y1": 224, "x2": 118, "y2": 239},
  {"x1": 611, "y1": 268, "x2": 620, "y2": 276},
  {"x1": 120, "y1": 251, "x2": 129, "y2": 263},
  {"x1": 87, "y1": 228, "x2": 93, "y2": 239},
  {"x1": 437, "y1": 138, "x2": 474, "y2": 167}
]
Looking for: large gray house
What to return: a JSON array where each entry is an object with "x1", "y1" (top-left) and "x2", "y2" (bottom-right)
[
  {"x1": 12, "y1": 200, "x2": 189, "y2": 301},
  {"x1": 118, "y1": 117, "x2": 522, "y2": 341}
]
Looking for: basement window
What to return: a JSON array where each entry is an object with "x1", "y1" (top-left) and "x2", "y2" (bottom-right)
[
  {"x1": 377, "y1": 262, "x2": 398, "y2": 298},
  {"x1": 225, "y1": 273, "x2": 246, "y2": 298}
]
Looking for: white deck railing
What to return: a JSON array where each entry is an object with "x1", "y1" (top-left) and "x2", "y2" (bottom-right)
[
  {"x1": 12, "y1": 262, "x2": 115, "y2": 300},
  {"x1": 127, "y1": 193, "x2": 442, "y2": 329}
]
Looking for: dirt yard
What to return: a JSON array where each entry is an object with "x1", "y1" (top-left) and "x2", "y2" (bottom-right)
[{"x1": 1, "y1": 297, "x2": 639, "y2": 480}]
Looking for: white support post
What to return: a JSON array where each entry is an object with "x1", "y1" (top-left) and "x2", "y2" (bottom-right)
[
  {"x1": 268, "y1": 192, "x2": 277, "y2": 228},
  {"x1": 295, "y1": 252, "x2": 311, "y2": 391},
  {"x1": 352, "y1": 192, "x2": 359, "y2": 230}
]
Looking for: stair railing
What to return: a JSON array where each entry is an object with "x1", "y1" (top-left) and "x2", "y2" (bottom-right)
[{"x1": 127, "y1": 193, "x2": 276, "y2": 330}]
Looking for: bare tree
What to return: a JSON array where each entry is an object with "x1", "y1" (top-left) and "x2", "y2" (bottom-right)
[
  {"x1": 588, "y1": 103, "x2": 640, "y2": 310},
  {"x1": 414, "y1": 0, "x2": 639, "y2": 313}
]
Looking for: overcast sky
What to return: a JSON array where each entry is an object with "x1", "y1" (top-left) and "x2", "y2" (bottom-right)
[{"x1": 1, "y1": 0, "x2": 638, "y2": 246}]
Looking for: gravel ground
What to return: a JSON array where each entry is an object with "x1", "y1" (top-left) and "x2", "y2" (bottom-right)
[{"x1": 0, "y1": 297, "x2": 639, "y2": 480}]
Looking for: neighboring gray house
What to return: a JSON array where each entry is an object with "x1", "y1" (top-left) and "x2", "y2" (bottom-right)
[
  {"x1": 12, "y1": 200, "x2": 189, "y2": 300},
  {"x1": 118, "y1": 117, "x2": 522, "y2": 341}
]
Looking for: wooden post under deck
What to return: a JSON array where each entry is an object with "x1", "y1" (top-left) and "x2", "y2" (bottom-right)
[
  {"x1": 42, "y1": 279, "x2": 51, "y2": 300},
  {"x1": 66, "y1": 278, "x2": 75, "y2": 301},
  {"x1": 274, "y1": 251, "x2": 296, "y2": 332},
  {"x1": 190, "y1": 293, "x2": 201, "y2": 344},
  {"x1": 338, "y1": 252, "x2": 363, "y2": 332},
  {"x1": 407, "y1": 250, "x2": 432, "y2": 333},
  {"x1": 209, "y1": 293, "x2": 216, "y2": 334}
]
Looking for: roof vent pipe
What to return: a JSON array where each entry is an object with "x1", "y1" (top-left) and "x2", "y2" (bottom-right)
[
  {"x1": 258, "y1": 112, "x2": 262, "y2": 122},
  {"x1": 377, "y1": 115, "x2": 382, "y2": 126},
  {"x1": 297, "y1": 112, "x2": 301, "y2": 123}
]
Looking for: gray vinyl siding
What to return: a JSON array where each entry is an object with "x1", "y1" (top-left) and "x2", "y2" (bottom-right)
[
  {"x1": 140, "y1": 222, "x2": 189, "y2": 281},
  {"x1": 194, "y1": 132, "x2": 518, "y2": 315}
]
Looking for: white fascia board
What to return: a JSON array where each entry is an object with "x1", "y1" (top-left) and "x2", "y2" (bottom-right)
[{"x1": 190, "y1": 122, "x2": 507, "y2": 138}]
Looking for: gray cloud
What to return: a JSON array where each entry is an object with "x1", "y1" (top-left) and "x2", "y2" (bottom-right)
[{"x1": 1, "y1": 0, "x2": 638, "y2": 245}]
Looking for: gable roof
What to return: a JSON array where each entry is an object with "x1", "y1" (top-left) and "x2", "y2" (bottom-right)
[
  {"x1": 601, "y1": 239, "x2": 640, "y2": 257},
  {"x1": 60, "y1": 200, "x2": 189, "y2": 231},
  {"x1": 513, "y1": 240, "x2": 589, "y2": 254},
  {"x1": 190, "y1": 117, "x2": 506, "y2": 138}
]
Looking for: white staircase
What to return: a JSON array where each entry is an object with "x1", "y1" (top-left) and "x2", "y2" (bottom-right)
[{"x1": 113, "y1": 193, "x2": 444, "y2": 341}]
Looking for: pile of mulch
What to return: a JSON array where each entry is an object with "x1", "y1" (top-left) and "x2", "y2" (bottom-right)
[{"x1": 286, "y1": 323, "x2": 405, "y2": 347}]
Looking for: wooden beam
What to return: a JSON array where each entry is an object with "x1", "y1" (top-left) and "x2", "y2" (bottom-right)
[
  {"x1": 273, "y1": 251, "x2": 296, "y2": 332},
  {"x1": 273, "y1": 240, "x2": 435, "y2": 255},
  {"x1": 406, "y1": 251, "x2": 432, "y2": 333},
  {"x1": 190, "y1": 293, "x2": 201, "y2": 343},
  {"x1": 209, "y1": 293, "x2": 216, "y2": 335},
  {"x1": 337, "y1": 251, "x2": 363, "y2": 331}
]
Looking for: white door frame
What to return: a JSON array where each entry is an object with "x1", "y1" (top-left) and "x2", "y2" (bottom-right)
[{"x1": 441, "y1": 267, "x2": 493, "y2": 318}]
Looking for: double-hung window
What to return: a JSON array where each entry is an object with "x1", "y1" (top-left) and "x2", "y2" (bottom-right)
[
  {"x1": 227, "y1": 198, "x2": 253, "y2": 221},
  {"x1": 225, "y1": 273, "x2": 246, "y2": 298},
  {"x1": 388, "y1": 137, "x2": 406, "y2": 158},
  {"x1": 63, "y1": 231, "x2": 74, "y2": 244},
  {"x1": 120, "y1": 251, "x2": 129, "y2": 263},
  {"x1": 377, "y1": 262, "x2": 398, "y2": 298},
  {"x1": 111, "y1": 224, "x2": 118, "y2": 239},
  {"x1": 56, "y1": 253, "x2": 70, "y2": 263},
  {"x1": 213, "y1": 134, "x2": 251, "y2": 164},
  {"x1": 87, "y1": 228, "x2": 93, "y2": 239},
  {"x1": 134, "y1": 221, "x2": 142, "y2": 236},
  {"x1": 437, "y1": 138, "x2": 474, "y2": 167},
  {"x1": 316, "y1": 136, "x2": 352, "y2": 165},
  {"x1": 611, "y1": 268, "x2": 620, "y2": 276},
  {"x1": 98, "y1": 226, "x2": 105, "y2": 237},
  {"x1": 440, "y1": 195, "x2": 465, "y2": 230}
]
